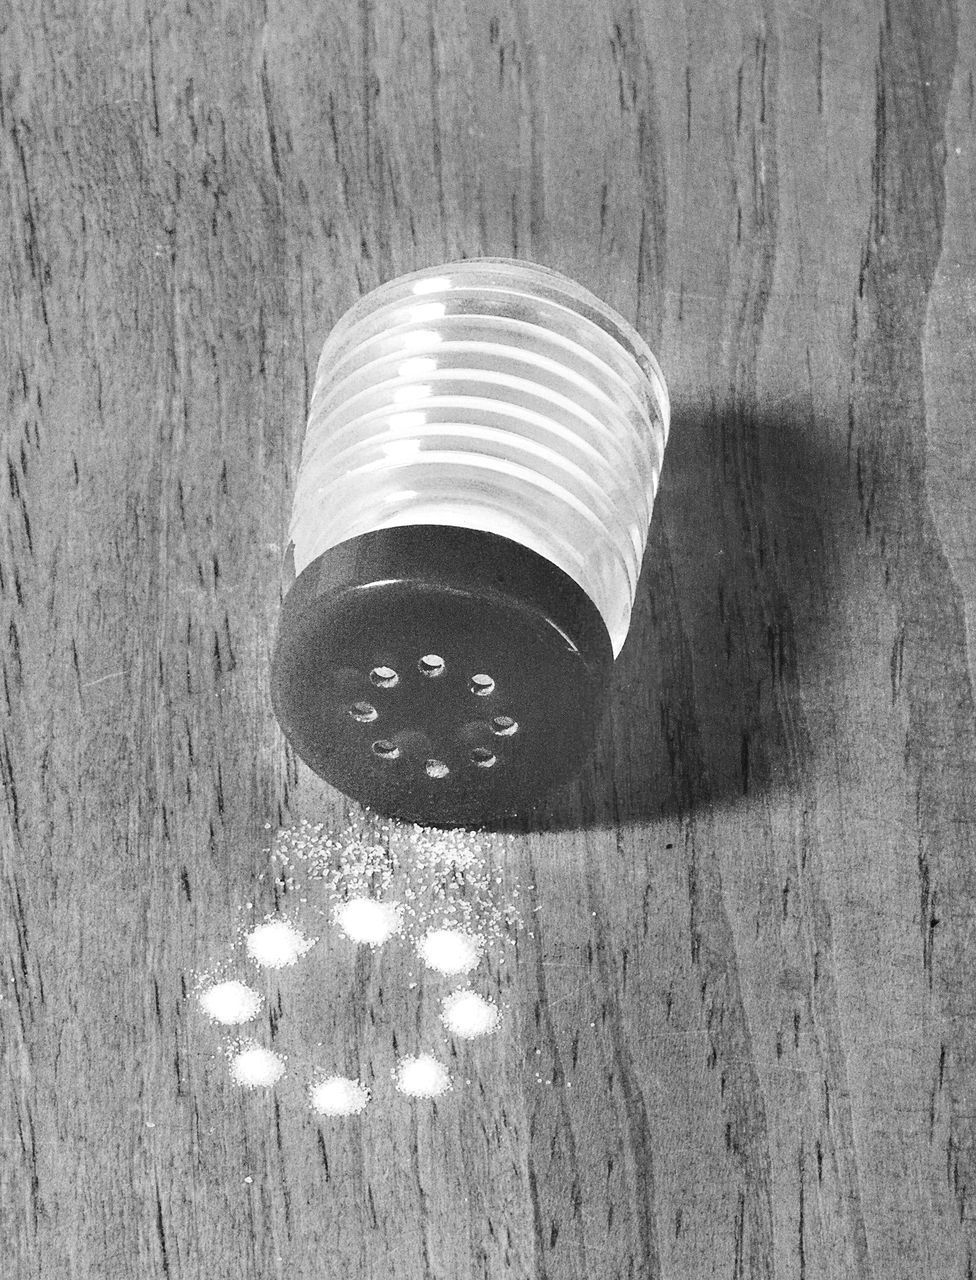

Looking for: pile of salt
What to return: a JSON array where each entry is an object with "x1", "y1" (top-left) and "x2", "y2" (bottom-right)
[{"x1": 395, "y1": 1054, "x2": 452, "y2": 1098}]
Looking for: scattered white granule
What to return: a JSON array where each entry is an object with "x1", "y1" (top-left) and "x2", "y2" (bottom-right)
[
  {"x1": 309, "y1": 1075, "x2": 370, "y2": 1116},
  {"x1": 395, "y1": 1054, "x2": 452, "y2": 1098},
  {"x1": 336, "y1": 897, "x2": 403, "y2": 946},
  {"x1": 418, "y1": 927, "x2": 483, "y2": 975},
  {"x1": 245, "y1": 919, "x2": 314, "y2": 969},
  {"x1": 199, "y1": 980, "x2": 263, "y2": 1026},
  {"x1": 230, "y1": 1043, "x2": 285, "y2": 1088},
  {"x1": 440, "y1": 989, "x2": 500, "y2": 1039}
]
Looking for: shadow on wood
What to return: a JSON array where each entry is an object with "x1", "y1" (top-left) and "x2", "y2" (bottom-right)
[{"x1": 489, "y1": 400, "x2": 849, "y2": 834}]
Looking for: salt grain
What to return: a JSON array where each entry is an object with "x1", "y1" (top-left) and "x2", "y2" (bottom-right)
[
  {"x1": 309, "y1": 1075, "x2": 370, "y2": 1116},
  {"x1": 336, "y1": 897, "x2": 403, "y2": 946},
  {"x1": 418, "y1": 927, "x2": 483, "y2": 975},
  {"x1": 245, "y1": 919, "x2": 313, "y2": 969},
  {"x1": 199, "y1": 980, "x2": 263, "y2": 1025},
  {"x1": 441, "y1": 989, "x2": 500, "y2": 1039},
  {"x1": 395, "y1": 1054, "x2": 451, "y2": 1098},
  {"x1": 230, "y1": 1043, "x2": 285, "y2": 1088}
]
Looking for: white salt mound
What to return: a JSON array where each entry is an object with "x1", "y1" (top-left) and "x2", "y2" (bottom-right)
[
  {"x1": 309, "y1": 1075, "x2": 370, "y2": 1116},
  {"x1": 395, "y1": 1054, "x2": 451, "y2": 1098},
  {"x1": 199, "y1": 980, "x2": 263, "y2": 1026},
  {"x1": 418, "y1": 927, "x2": 483, "y2": 976},
  {"x1": 441, "y1": 989, "x2": 500, "y2": 1039},
  {"x1": 230, "y1": 1043, "x2": 285, "y2": 1088},
  {"x1": 337, "y1": 897, "x2": 403, "y2": 946},
  {"x1": 246, "y1": 919, "x2": 313, "y2": 969}
]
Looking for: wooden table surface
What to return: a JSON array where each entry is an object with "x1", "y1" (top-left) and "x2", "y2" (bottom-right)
[{"x1": 3, "y1": 0, "x2": 976, "y2": 1275}]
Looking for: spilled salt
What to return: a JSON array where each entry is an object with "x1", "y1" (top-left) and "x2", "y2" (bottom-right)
[
  {"x1": 199, "y1": 980, "x2": 263, "y2": 1025},
  {"x1": 336, "y1": 897, "x2": 403, "y2": 946},
  {"x1": 261, "y1": 818, "x2": 524, "y2": 985},
  {"x1": 245, "y1": 919, "x2": 313, "y2": 969},
  {"x1": 230, "y1": 1043, "x2": 285, "y2": 1087},
  {"x1": 395, "y1": 1054, "x2": 451, "y2": 1098},
  {"x1": 195, "y1": 816, "x2": 526, "y2": 1112},
  {"x1": 441, "y1": 989, "x2": 500, "y2": 1039},
  {"x1": 418, "y1": 927, "x2": 483, "y2": 976},
  {"x1": 309, "y1": 1075, "x2": 370, "y2": 1116}
]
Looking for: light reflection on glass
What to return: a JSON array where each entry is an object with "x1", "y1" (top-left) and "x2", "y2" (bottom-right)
[
  {"x1": 411, "y1": 276, "x2": 451, "y2": 295},
  {"x1": 404, "y1": 302, "x2": 447, "y2": 323},
  {"x1": 396, "y1": 357, "x2": 438, "y2": 379},
  {"x1": 382, "y1": 439, "x2": 423, "y2": 464},
  {"x1": 400, "y1": 329, "x2": 443, "y2": 351},
  {"x1": 385, "y1": 411, "x2": 427, "y2": 432},
  {"x1": 392, "y1": 384, "x2": 433, "y2": 405}
]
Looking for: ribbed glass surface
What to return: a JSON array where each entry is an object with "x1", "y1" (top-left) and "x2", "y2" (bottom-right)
[{"x1": 290, "y1": 259, "x2": 670, "y2": 658}]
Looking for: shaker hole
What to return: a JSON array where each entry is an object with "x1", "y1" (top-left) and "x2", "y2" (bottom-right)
[
  {"x1": 470, "y1": 748, "x2": 496, "y2": 768},
  {"x1": 349, "y1": 702, "x2": 378, "y2": 723},
  {"x1": 418, "y1": 654, "x2": 445, "y2": 677},
  {"x1": 469, "y1": 674, "x2": 495, "y2": 696},
  {"x1": 425, "y1": 759, "x2": 450, "y2": 779},
  {"x1": 372, "y1": 740, "x2": 400, "y2": 760},
  {"x1": 490, "y1": 716, "x2": 518, "y2": 736},
  {"x1": 370, "y1": 666, "x2": 399, "y2": 688}
]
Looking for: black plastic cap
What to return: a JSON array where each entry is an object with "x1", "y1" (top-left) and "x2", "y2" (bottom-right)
[{"x1": 270, "y1": 526, "x2": 614, "y2": 827}]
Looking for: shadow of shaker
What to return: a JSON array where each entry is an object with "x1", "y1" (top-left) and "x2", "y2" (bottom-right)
[{"x1": 488, "y1": 399, "x2": 851, "y2": 835}]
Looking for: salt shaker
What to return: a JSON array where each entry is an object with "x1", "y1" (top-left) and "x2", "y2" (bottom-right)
[{"x1": 271, "y1": 259, "x2": 670, "y2": 826}]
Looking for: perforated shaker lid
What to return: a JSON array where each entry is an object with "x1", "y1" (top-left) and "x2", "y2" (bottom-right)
[{"x1": 270, "y1": 525, "x2": 613, "y2": 827}]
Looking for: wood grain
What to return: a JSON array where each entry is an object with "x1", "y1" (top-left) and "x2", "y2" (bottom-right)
[{"x1": 2, "y1": 0, "x2": 976, "y2": 1275}]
